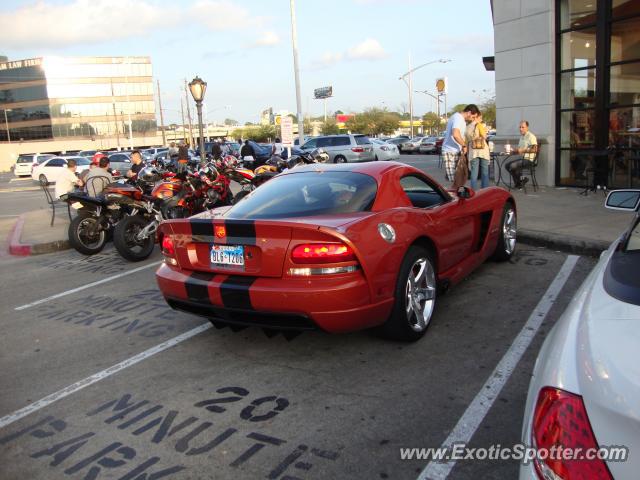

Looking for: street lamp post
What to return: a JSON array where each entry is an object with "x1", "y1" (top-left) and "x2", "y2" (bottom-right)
[
  {"x1": 188, "y1": 76, "x2": 207, "y2": 165},
  {"x1": 3, "y1": 108, "x2": 11, "y2": 143},
  {"x1": 399, "y1": 58, "x2": 450, "y2": 137}
]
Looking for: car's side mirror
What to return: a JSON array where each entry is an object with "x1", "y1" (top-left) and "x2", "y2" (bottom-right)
[
  {"x1": 605, "y1": 189, "x2": 640, "y2": 212},
  {"x1": 457, "y1": 186, "x2": 475, "y2": 199}
]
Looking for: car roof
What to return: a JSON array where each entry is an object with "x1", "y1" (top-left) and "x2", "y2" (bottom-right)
[{"x1": 280, "y1": 160, "x2": 417, "y2": 181}]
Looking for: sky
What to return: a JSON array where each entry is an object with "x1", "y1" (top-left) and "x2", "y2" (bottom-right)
[{"x1": 0, "y1": 0, "x2": 496, "y2": 125}]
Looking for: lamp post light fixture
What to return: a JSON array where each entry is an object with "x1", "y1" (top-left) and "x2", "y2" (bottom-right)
[
  {"x1": 399, "y1": 58, "x2": 450, "y2": 138},
  {"x1": 3, "y1": 108, "x2": 11, "y2": 143},
  {"x1": 188, "y1": 76, "x2": 207, "y2": 164}
]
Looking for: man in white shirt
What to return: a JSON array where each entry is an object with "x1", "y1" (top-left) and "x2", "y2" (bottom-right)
[
  {"x1": 505, "y1": 121, "x2": 538, "y2": 189},
  {"x1": 442, "y1": 104, "x2": 480, "y2": 183},
  {"x1": 55, "y1": 159, "x2": 84, "y2": 199}
]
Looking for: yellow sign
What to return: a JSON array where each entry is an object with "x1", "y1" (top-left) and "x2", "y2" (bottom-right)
[
  {"x1": 436, "y1": 78, "x2": 447, "y2": 94},
  {"x1": 275, "y1": 115, "x2": 281, "y2": 125}
]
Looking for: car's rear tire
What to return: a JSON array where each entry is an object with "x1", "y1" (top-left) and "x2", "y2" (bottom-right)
[
  {"x1": 68, "y1": 215, "x2": 107, "y2": 255},
  {"x1": 492, "y1": 202, "x2": 517, "y2": 261},
  {"x1": 379, "y1": 246, "x2": 437, "y2": 342},
  {"x1": 39, "y1": 174, "x2": 48, "y2": 184},
  {"x1": 334, "y1": 155, "x2": 347, "y2": 164},
  {"x1": 233, "y1": 190, "x2": 251, "y2": 204}
]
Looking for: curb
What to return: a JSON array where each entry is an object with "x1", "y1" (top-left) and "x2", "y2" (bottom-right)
[
  {"x1": 519, "y1": 228, "x2": 609, "y2": 258},
  {"x1": 9, "y1": 213, "x2": 70, "y2": 256}
]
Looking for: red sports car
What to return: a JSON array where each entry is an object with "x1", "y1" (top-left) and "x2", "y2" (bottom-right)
[{"x1": 156, "y1": 162, "x2": 516, "y2": 341}]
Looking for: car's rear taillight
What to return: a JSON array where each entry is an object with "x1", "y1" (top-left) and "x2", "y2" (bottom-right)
[
  {"x1": 351, "y1": 147, "x2": 364, "y2": 153},
  {"x1": 291, "y1": 243, "x2": 356, "y2": 264},
  {"x1": 532, "y1": 387, "x2": 612, "y2": 480},
  {"x1": 161, "y1": 235, "x2": 177, "y2": 265}
]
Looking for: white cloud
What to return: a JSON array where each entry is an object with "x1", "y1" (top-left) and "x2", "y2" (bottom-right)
[
  {"x1": 347, "y1": 38, "x2": 387, "y2": 60},
  {"x1": 252, "y1": 31, "x2": 280, "y2": 47},
  {"x1": 190, "y1": 0, "x2": 267, "y2": 31},
  {"x1": 0, "y1": 0, "x2": 176, "y2": 48},
  {"x1": 310, "y1": 38, "x2": 386, "y2": 69},
  {"x1": 0, "y1": 0, "x2": 269, "y2": 49}
]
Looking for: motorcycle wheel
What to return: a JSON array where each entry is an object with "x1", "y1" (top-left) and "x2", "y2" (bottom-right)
[
  {"x1": 68, "y1": 215, "x2": 107, "y2": 255},
  {"x1": 113, "y1": 215, "x2": 156, "y2": 262}
]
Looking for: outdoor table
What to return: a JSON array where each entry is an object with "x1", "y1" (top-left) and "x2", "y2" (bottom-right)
[{"x1": 490, "y1": 152, "x2": 514, "y2": 188}]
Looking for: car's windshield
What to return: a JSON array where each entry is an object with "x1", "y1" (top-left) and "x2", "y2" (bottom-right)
[
  {"x1": 227, "y1": 171, "x2": 378, "y2": 219},
  {"x1": 73, "y1": 157, "x2": 91, "y2": 165},
  {"x1": 17, "y1": 155, "x2": 34, "y2": 163}
]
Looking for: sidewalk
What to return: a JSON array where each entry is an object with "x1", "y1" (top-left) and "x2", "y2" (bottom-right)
[{"x1": 6, "y1": 160, "x2": 636, "y2": 257}]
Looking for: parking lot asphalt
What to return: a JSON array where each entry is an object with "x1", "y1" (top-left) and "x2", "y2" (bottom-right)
[{"x1": 0, "y1": 242, "x2": 596, "y2": 480}]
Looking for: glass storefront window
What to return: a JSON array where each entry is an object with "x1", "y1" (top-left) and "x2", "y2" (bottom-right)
[
  {"x1": 612, "y1": 0, "x2": 640, "y2": 19},
  {"x1": 610, "y1": 17, "x2": 640, "y2": 63},
  {"x1": 610, "y1": 62, "x2": 640, "y2": 106},
  {"x1": 609, "y1": 106, "x2": 640, "y2": 149},
  {"x1": 560, "y1": 0, "x2": 597, "y2": 30},
  {"x1": 560, "y1": 28, "x2": 597, "y2": 70},
  {"x1": 560, "y1": 110, "x2": 596, "y2": 149},
  {"x1": 560, "y1": 68, "x2": 596, "y2": 109}
]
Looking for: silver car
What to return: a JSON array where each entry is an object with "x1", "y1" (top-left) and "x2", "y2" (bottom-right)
[
  {"x1": 400, "y1": 136, "x2": 426, "y2": 154},
  {"x1": 301, "y1": 134, "x2": 375, "y2": 163}
]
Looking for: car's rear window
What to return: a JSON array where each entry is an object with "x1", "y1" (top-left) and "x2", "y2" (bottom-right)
[
  {"x1": 227, "y1": 171, "x2": 378, "y2": 219},
  {"x1": 17, "y1": 155, "x2": 34, "y2": 164},
  {"x1": 333, "y1": 137, "x2": 350, "y2": 146},
  {"x1": 354, "y1": 135, "x2": 371, "y2": 145},
  {"x1": 73, "y1": 157, "x2": 91, "y2": 165}
]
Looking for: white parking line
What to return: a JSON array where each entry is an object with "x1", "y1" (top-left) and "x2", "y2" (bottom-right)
[
  {"x1": 15, "y1": 261, "x2": 162, "y2": 311},
  {"x1": 0, "y1": 323, "x2": 212, "y2": 430},
  {"x1": 418, "y1": 254, "x2": 580, "y2": 480}
]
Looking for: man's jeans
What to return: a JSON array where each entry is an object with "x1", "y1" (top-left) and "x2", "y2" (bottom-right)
[{"x1": 470, "y1": 157, "x2": 489, "y2": 189}]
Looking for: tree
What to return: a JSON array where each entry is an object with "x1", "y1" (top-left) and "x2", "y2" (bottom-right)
[
  {"x1": 422, "y1": 112, "x2": 441, "y2": 136},
  {"x1": 224, "y1": 118, "x2": 238, "y2": 126},
  {"x1": 345, "y1": 108, "x2": 399, "y2": 136},
  {"x1": 244, "y1": 121, "x2": 255, "y2": 126},
  {"x1": 334, "y1": 110, "x2": 344, "y2": 116},
  {"x1": 480, "y1": 97, "x2": 496, "y2": 127},
  {"x1": 449, "y1": 104, "x2": 467, "y2": 115},
  {"x1": 253, "y1": 125, "x2": 276, "y2": 142},
  {"x1": 321, "y1": 119, "x2": 341, "y2": 135}
]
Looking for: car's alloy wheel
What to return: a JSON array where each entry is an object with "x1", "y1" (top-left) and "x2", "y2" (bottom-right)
[
  {"x1": 334, "y1": 155, "x2": 347, "y2": 163},
  {"x1": 405, "y1": 256, "x2": 436, "y2": 332},
  {"x1": 380, "y1": 246, "x2": 437, "y2": 341},
  {"x1": 492, "y1": 202, "x2": 517, "y2": 261},
  {"x1": 39, "y1": 174, "x2": 48, "y2": 184}
]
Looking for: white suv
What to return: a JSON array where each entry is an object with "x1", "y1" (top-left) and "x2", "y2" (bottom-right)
[
  {"x1": 301, "y1": 134, "x2": 374, "y2": 163},
  {"x1": 14, "y1": 154, "x2": 55, "y2": 177}
]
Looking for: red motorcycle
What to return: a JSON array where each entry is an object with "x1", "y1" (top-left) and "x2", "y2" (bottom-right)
[{"x1": 112, "y1": 164, "x2": 230, "y2": 261}]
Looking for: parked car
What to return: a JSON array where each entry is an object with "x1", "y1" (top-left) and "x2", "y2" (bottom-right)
[
  {"x1": 14, "y1": 153, "x2": 55, "y2": 177},
  {"x1": 400, "y1": 136, "x2": 426, "y2": 154},
  {"x1": 31, "y1": 156, "x2": 91, "y2": 183},
  {"x1": 519, "y1": 189, "x2": 640, "y2": 480},
  {"x1": 371, "y1": 138, "x2": 400, "y2": 161},
  {"x1": 418, "y1": 137, "x2": 438, "y2": 154},
  {"x1": 435, "y1": 137, "x2": 444, "y2": 154},
  {"x1": 386, "y1": 138, "x2": 407, "y2": 150},
  {"x1": 142, "y1": 147, "x2": 168, "y2": 157},
  {"x1": 108, "y1": 152, "x2": 133, "y2": 176},
  {"x1": 300, "y1": 134, "x2": 374, "y2": 163},
  {"x1": 156, "y1": 161, "x2": 516, "y2": 341},
  {"x1": 78, "y1": 150, "x2": 98, "y2": 158}
]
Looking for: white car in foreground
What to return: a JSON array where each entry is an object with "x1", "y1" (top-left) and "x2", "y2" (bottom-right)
[
  {"x1": 520, "y1": 189, "x2": 640, "y2": 480},
  {"x1": 31, "y1": 156, "x2": 91, "y2": 183},
  {"x1": 371, "y1": 138, "x2": 400, "y2": 161}
]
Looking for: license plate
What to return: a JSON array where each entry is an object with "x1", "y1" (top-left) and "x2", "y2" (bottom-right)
[{"x1": 210, "y1": 244, "x2": 244, "y2": 266}]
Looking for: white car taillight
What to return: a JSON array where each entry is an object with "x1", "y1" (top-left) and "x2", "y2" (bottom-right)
[{"x1": 531, "y1": 387, "x2": 613, "y2": 479}]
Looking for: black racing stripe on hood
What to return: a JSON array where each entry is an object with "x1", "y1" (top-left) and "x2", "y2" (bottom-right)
[
  {"x1": 185, "y1": 272, "x2": 213, "y2": 303},
  {"x1": 220, "y1": 276, "x2": 256, "y2": 309}
]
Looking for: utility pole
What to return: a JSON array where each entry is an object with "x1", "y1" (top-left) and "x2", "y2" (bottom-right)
[
  {"x1": 124, "y1": 57, "x2": 133, "y2": 149},
  {"x1": 184, "y1": 80, "x2": 194, "y2": 148},
  {"x1": 110, "y1": 79, "x2": 121, "y2": 149},
  {"x1": 180, "y1": 99, "x2": 186, "y2": 144},
  {"x1": 289, "y1": 0, "x2": 304, "y2": 144},
  {"x1": 157, "y1": 79, "x2": 166, "y2": 146},
  {"x1": 408, "y1": 53, "x2": 413, "y2": 138}
]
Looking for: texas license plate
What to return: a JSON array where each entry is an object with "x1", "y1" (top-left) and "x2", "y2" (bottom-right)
[{"x1": 210, "y1": 244, "x2": 244, "y2": 266}]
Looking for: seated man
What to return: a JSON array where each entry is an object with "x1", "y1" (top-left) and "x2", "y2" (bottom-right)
[
  {"x1": 505, "y1": 121, "x2": 538, "y2": 189},
  {"x1": 84, "y1": 155, "x2": 113, "y2": 196},
  {"x1": 55, "y1": 159, "x2": 84, "y2": 199}
]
